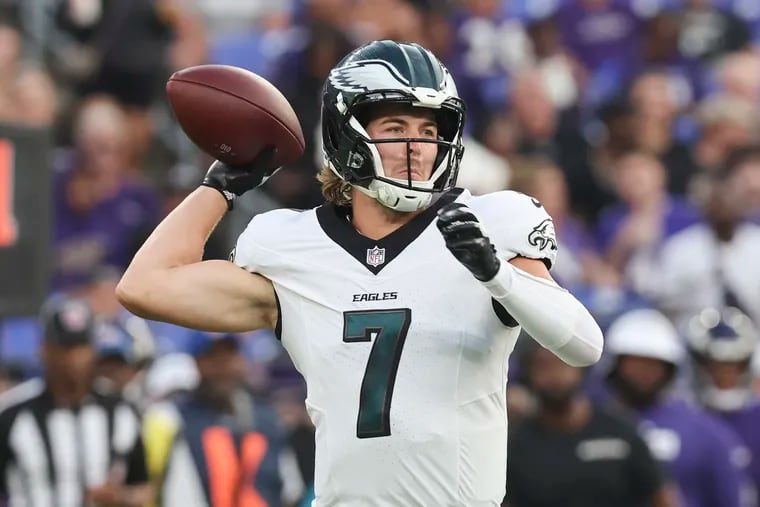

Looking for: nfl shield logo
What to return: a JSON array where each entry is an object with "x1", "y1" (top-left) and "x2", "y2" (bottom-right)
[{"x1": 366, "y1": 246, "x2": 386, "y2": 267}]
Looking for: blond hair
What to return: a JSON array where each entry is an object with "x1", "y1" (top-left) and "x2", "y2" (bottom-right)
[{"x1": 317, "y1": 164, "x2": 353, "y2": 206}]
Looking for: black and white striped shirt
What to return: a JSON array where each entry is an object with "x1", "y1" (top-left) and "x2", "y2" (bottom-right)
[{"x1": 0, "y1": 379, "x2": 148, "y2": 506}]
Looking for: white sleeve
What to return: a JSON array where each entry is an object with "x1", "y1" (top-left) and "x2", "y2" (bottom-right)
[
  {"x1": 483, "y1": 263, "x2": 603, "y2": 367},
  {"x1": 231, "y1": 215, "x2": 266, "y2": 273},
  {"x1": 473, "y1": 191, "x2": 559, "y2": 269}
]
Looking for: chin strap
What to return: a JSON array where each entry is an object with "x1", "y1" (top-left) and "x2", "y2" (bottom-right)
[{"x1": 355, "y1": 179, "x2": 432, "y2": 212}]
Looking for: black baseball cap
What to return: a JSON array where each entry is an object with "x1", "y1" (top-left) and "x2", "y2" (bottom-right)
[{"x1": 39, "y1": 296, "x2": 95, "y2": 346}]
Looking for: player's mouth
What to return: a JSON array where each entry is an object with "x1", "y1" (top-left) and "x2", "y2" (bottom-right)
[{"x1": 394, "y1": 166, "x2": 425, "y2": 180}]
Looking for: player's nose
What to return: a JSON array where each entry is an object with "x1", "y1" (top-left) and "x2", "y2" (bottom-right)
[{"x1": 407, "y1": 140, "x2": 423, "y2": 156}]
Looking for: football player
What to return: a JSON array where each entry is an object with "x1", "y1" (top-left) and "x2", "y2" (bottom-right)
[
  {"x1": 687, "y1": 307, "x2": 760, "y2": 495},
  {"x1": 604, "y1": 309, "x2": 751, "y2": 507},
  {"x1": 117, "y1": 40, "x2": 603, "y2": 506}
]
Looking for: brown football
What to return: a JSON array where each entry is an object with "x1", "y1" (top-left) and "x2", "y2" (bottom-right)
[{"x1": 166, "y1": 64, "x2": 305, "y2": 168}]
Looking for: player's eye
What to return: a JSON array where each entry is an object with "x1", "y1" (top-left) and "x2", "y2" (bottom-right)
[{"x1": 422, "y1": 128, "x2": 437, "y2": 138}]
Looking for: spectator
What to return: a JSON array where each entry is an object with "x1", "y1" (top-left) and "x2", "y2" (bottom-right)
[
  {"x1": 448, "y1": 0, "x2": 531, "y2": 127},
  {"x1": 629, "y1": 71, "x2": 699, "y2": 195},
  {"x1": 637, "y1": 146, "x2": 760, "y2": 327},
  {"x1": 0, "y1": 295, "x2": 151, "y2": 505},
  {"x1": 143, "y1": 331, "x2": 302, "y2": 506},
  {"x1": 686, "y1": 307, "x2": 760, "y2": 496},
  {"x1": 596, "y1": 151, "x2": 701, "y2": 275},
  {"x1": 52, "y1": 0, "x2": 172, "y2": 107},
  {"x1": 678, "y1": 0, "x2": 752, "y2": 99},
  {"x1": 51, "y1": 0, "x2": 206, "y2": 161},
  {"x1": 604, "y1": 308, "x2": 752, "y2": 507},
  {"x1": 454, "y1": 135, "x2": 511, "y2": 195},
  {"x1": 93, "y1": 314, "x2": 156, "y2": 410},
  {"x1": 509, "y1": 69, "x2": 598, "y2": 222},
  {"x1": 679, "y1": 0, "x2": 751, "y2": 63},
  {"x1": 52, "y1": 96, "x2": 160, "y2": 290},
  {"x1": 715, "y1": 50, "x2": 760, "y2": 104},
  {"x1": 505, "y1": 339, "x2": 678, "y2": 507},
  {"x1": 694, "y1": 94, "x2": 759, "y2": 175},
  {"x1": 0, "y1": 20, "x2": 57, "y2": 127},
  {"x1": 555, "y1": 0, "x2": 644, "y2": 105},
  {"x1": 525, "y1": 15, "x2": 580, "y2": 111}
]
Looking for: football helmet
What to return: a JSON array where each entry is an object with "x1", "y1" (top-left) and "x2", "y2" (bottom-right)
[
  {"x1": 686, "y1": 307, "x2": 758, "y2": 412},
  {"x1": 321, "y1": 40, "x2": 466, "y2": 212},
  {"x1": 606, "y1": 308, "x2": 685, "y2": 366}
]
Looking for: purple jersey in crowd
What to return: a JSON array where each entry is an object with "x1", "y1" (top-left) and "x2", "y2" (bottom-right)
[
  {"x1": 52, "y1": 168, "x2": 160, "y2": 290},
  {"x1": 634, "y1": 398, "x2": 751, "y2": 507},
  {"x1": 556, "y1": 0, "x2": 643, "y2": 72},
  {"x1": 595, "y1": 196, "x2": 702, "y2": 254},
  {"x1": 713, "y1": 400, "x2": 760, "y2": 498}
]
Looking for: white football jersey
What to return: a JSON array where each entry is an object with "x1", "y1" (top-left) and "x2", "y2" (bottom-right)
[{"x1": 233, "y1": 188, "x2": 557, "y2": 507}]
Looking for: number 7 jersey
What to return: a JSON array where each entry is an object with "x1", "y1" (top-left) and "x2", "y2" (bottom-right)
[{"x1": 233, "y1": 188, "x2": 557, "y2": 507}]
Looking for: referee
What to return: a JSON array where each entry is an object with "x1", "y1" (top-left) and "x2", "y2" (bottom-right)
[{"x1": 0, "y1": 295, "x2": 151, "y2": 506}]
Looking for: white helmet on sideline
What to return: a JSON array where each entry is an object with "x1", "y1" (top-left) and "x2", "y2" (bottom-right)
[{"x1": 606, "y1": 308, "x2": 685, "y2": 366}]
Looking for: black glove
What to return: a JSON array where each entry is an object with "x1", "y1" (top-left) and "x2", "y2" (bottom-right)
[
  {"x1": 202, "y1": 147, "x2": 279, "y2": 210},
  {"x1": 436, "y1": 203, "x2": 501, "y2": 282}
]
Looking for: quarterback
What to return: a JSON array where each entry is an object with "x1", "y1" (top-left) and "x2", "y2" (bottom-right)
[{"x1": 117, "y1": 40, "x2": 603, "y2": 506}]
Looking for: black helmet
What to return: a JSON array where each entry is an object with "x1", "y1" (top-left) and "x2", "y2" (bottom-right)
[{"x1": 321, "y1": 40, "x2": 465, "y2": 212}]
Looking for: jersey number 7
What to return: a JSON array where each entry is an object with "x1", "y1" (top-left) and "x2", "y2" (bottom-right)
[{"x1": 343, "y1": 308, "x2": 412, "y2": 439}]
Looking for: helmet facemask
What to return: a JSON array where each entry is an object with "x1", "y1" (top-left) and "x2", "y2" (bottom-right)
[
  {"x1": 324, "y1": 91, "x2": 464, "y2": 212},
  {"x1": 321, "y1": 41, "x2": 466, "y2": 212}
]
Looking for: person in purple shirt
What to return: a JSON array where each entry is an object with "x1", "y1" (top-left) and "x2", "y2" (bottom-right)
[
  {"x1": 555, "y1": 0, "x2": 645, "y2": 104},
  {"x1": 687, "y1": 306, "x2": 760, "y2": 497},
  {"x1": 601, "y1": 308, "x2": 753, "y2": 507},
  {"x1": 447, "y1": 0, "x2": 531, "y2": 130},
  {"x1": 52, "y1": 96, "x2": 160, "y2": 290},
  {"x1": 595, "y1": 151, "x2": 702, "y2": 274}
]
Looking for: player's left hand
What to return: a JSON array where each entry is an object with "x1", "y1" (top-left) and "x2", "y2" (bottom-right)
[{"x1": 436, "y1": 203, "x2": 500, "y2": 282}]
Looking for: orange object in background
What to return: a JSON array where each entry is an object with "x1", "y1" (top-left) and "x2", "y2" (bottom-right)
[
  {"x1": 0, "y1": 139, "x2": 17, "y2": 248},
  {"x1": 203, "y1": 426, "x2": 268, "y2": 507}
]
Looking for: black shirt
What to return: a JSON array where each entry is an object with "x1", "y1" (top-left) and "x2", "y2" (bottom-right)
[{"x1": 506, "y1": 406, "x2": 667, "y2": 507}]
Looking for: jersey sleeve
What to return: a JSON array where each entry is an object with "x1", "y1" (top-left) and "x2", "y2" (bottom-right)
[
  {"x1": 471, "y1": 191, "x2": 558, "y2": 268},
  {"x1": 231, "y1": 209, "x2": 300, "y2": 274},
  {"x1": 231, "y1": 214, "x2": 267, "y2": 273}
]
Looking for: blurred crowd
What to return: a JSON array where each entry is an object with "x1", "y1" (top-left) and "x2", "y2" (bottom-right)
[{"x1": 2, "y1": 0, "x2": 760, "y2": 505}]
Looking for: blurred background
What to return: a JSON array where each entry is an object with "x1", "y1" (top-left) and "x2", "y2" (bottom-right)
[{"x1": 2, "y1": 0, "x2": 760, "y2": 505}]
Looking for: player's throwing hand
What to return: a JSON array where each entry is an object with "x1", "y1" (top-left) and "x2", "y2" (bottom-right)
[
  {"x1": 202, "y1": 147, "x2": 279, "y2": 209},
  {"x1": 436, "y1": 203, "x2": 501, "y2": 282}
]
